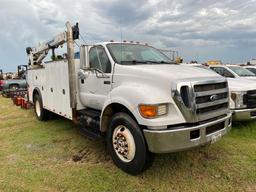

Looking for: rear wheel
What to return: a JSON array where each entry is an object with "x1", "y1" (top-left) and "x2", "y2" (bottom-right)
[
  {"x1": 106, "y1": 112, "x2": 154, "y2": 175},
  {"x1": 34, "y1": 94, "x2": 49, "y2": 121}
]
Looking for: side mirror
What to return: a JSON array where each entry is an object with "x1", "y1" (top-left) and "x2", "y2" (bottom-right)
[{"x1": 80, "y1": 45, "x2": 90, "y2": 69}]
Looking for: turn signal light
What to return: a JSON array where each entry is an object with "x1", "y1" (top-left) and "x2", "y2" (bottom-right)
[
  {"x1": 139, "y1": 105, "x2": 157, "y2": 118},
  {"x1": 139, "y1": 104, "x2": 168, "y2": 118}
]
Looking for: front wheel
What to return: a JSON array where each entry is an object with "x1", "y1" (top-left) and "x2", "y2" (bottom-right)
[{"x1": 106, "y1": 112, "x2": 154, "y2": 175}]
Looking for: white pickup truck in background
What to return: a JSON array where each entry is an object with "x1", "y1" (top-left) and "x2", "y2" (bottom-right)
[
  {"x1": 26, "y1": 22, "x2": 232, "y2": 175},
  {"x1": 184, "y1": 64, "x2": 256, "y2": 121},
  {"x1": 209, "y1": 65, "x2": 256, "y2": 121},
  {"x1": 210, "y1": 65, "x2": 256, "y2": 80}
]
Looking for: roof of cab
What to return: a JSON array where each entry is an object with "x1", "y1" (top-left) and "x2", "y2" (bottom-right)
[{"x1": 86, "y1": 41, "x2": 150, "y2": 46}]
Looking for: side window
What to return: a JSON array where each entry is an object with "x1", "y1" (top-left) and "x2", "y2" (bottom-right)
[
  {"x1": 211, "y1": 67, "x2": 234, "y2": 78},
  {"x1": 89, "y1": 46, "x2": 111, "y2": 73}
]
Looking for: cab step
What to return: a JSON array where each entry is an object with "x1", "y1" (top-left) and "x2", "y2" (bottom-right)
[{"x1": 78, "y1": 109, "x2": 103, "y2": 139}]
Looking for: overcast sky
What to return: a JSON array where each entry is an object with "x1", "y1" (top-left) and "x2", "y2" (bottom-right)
[{"x1": 1, "y1": 0, "x2": 256, "y2": 71}]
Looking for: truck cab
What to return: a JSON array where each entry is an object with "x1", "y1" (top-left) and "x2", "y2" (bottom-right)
[{"x1": 26, "y1": 22, "x2": 232, "y2": 175}]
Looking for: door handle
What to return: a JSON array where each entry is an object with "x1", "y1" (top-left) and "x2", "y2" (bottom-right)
[{"x1": 104, "y1": 81, "x2": 111, "y2": 85}]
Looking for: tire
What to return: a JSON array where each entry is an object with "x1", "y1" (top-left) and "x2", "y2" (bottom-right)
[
  {"x1": 9, "y1": 84, "x2": 19, "y2": 90},
  {"x1": 106, "y1": 112, "x2": 154, "y2": 175},
  {"x1": 34, "y1": 94, "x2": 49, "y2": 121}
]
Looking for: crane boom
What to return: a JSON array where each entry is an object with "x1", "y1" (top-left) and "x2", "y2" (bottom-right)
[{"x1": 26, "y1": 22, "x2": 79, "y2": 66}]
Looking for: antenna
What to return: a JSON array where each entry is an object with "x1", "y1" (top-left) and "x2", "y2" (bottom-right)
[
  {"x1": 74, "y1": 40, "x2": 79, "y2": 48},
  {"x1": 79, "y1": 34, "x2": 86, "y2": 44}
]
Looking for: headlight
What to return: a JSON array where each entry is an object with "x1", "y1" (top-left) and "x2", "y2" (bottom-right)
[
  {"x1": 230, "y1": 91, "x2": 246, "y2": 109},
  {"x1": 139, "y1": 104, "x2": 168, "y2": 118}
]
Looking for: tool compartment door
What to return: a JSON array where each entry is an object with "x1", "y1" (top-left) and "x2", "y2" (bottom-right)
[{"x1": 43, "y1": 60, "x2": 73, "y2": 119}]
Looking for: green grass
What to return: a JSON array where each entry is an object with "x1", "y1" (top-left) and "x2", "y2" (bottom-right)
[{"x1": 0, "y1": 96, "x2": 256, "y2": 192}]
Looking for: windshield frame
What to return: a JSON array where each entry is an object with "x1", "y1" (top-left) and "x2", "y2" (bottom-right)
[
  {"x1": 106, "y1": 43, "x2": 172, "y2": 65},
  {"x1": 228, "y1": 66, "x2": 256, "y2": 77}
]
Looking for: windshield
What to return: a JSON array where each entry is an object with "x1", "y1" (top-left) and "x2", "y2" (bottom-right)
[
  {"x1": 107, "y1": 43, "x2": 172, "y2": 65},
  {"x1": 246, "y1": 68, "x2": 256, "y2": 75},
  {"x1": 228, "y1": 66, "x2": 256, "y2": 77}
]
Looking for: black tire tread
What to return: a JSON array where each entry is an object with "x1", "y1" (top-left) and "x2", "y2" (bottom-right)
[
  {"x1": 106, "y1": 112, "x2": 154, "y2": 175},
  {"x1": 34, "y1": 94, "x2": 49, "y2": 121}
]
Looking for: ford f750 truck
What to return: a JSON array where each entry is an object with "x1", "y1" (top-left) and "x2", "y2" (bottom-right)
[{"x1": 26, "y1": 22, "x2": 232, "y2": 175}]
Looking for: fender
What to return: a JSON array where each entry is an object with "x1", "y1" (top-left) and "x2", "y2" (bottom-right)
[
  {"x1": 100, "y1": 83, "x2": 186, "y2": 130},
  {"x1": 32, "y1": 87, "x2": 43, "y2": 104}
]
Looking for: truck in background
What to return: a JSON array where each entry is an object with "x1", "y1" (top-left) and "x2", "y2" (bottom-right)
[
  {"x1": 209, "y1": 65, "x2": 256, "y2": 121},
  {"x1": 26, "y1": 22, "x2": 232, "y2": 175},
  {"x1": 0, "y1": 69, "x2": 3, "y2": 91},
  {"x1": 1, "y1": 65, "x2": 27, "y2": 97},
  {"x1": 185, "y1": 64, "x2": 256, "y2": 121},
  {"x1": 210, "y1": 65, "x2": 256, "y2": 80}
]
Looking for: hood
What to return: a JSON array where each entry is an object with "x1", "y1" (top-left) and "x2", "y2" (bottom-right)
[
  {"x1": 227, "y1": 78, "x2": 256, "y2": 92},
  {"x1": 116, "y1": 64, "x2": 223, "y2": 82}
]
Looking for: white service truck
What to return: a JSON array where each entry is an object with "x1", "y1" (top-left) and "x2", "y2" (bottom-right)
[{"x1": 26, "y1": 22, "x2": 232, "y2": 175}]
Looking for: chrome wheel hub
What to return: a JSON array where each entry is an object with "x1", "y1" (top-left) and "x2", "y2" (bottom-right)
[{"x1": 112, "y1": 125, "x2": 136, "y2": 162}]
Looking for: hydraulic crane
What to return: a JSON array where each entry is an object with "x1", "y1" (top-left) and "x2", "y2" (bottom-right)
[
  {"x1": 26, "y1": 21, "x2": 80, "y2": 112},
  {"x1": 26, "y1": 22, "x2": 79, "y2": 66}
]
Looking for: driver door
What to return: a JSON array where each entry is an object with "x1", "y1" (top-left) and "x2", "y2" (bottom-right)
[{"x1": 79, "y1": 45, "x2": 112, "y2": 110}]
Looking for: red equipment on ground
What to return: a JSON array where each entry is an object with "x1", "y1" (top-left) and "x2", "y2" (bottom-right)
[{"x1": 12, "y1": 96, "x2": 31, "y2": 110}]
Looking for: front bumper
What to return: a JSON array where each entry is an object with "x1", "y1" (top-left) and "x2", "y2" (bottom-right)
[
  {"x1": 232, "y1": 108, "x2": 256, "y2": 121},
  {"x1": 143, "y1": 112, "x2": 232, "y2": 153}
]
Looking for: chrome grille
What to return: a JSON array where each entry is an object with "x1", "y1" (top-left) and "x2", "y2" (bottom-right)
[
  {"x1": 243, "y1": 90, "x2": 256, "y2": 109},
  {"x1": 193, "y1": 81, "x2": 229, "y2": 121},
  {"x1": 194, "y1": 82, "x2": 227, "y2": 92},
  {"x1": 174, "y1": 79, "x2": 229, "y2": 123}
]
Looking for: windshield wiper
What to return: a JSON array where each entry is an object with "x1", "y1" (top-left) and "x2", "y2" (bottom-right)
[
  {"x1": 145, "y1": 60, "x2": 173, "y2": 64},
  {"x1": 120, "y1": 60, "x2": 174, "y2": 65},
  {"x1": 120, "y1": 60, "x2": 148, "y2": 64}
]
